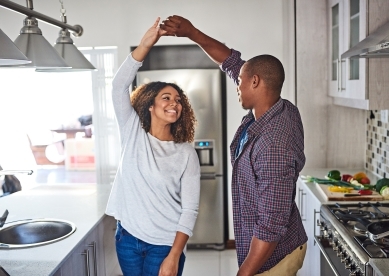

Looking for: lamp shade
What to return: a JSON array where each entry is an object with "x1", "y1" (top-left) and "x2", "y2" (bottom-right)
[
  {"x1": 0, "y1": 28, "x2": 31, "y2": 66},
  {"x1": 13, "y1": 17, "x2": 70, "y2": 69},
  {"x1": 36, "y1": 29, "x2": 96, "y2": 72}
]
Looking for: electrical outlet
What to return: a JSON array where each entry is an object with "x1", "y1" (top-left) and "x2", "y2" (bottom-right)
[{"x1": 381, "y1": 110, "x2": 389, "y2": 123}]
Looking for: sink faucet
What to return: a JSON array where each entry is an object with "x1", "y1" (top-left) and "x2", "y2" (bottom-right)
[
  {"x1": 0, "y1": 166, "x2": 33, "y2": 195},
  {"x1": 0, "y1": 209, "x2": 8, "y2": 228},
  {"x1": 0, "y1": 170, "x2": 33, "y2": 176}
]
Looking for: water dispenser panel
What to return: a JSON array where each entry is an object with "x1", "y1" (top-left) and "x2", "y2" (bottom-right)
[{"x1": 194, "y1": 140, "x2": 214, "y2": 166}]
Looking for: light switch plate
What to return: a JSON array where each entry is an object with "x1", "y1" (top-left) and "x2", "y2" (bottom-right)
[{"x1": 381, "y1": 110, "x2": 388, "y2": 123}]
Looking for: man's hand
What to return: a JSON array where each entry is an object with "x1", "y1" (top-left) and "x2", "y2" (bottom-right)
[
  {"x1": 236, "y1": 237, "x2": 278, "y2": 276},
  {"x1": 160, "y1": 15, "x2": 198, "y2": 39}
]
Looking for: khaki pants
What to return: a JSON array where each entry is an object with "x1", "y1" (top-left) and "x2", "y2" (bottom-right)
[{"x1": 255, "y1": 243, "x2": 307, "y2": 276}]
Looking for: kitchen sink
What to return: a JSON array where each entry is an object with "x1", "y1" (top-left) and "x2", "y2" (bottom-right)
[{"x1": 0, "y1": 219, "x2": 76, "y2": 249}]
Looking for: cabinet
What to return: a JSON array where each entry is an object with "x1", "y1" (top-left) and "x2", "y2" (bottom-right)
[
  {"x1": 296, "y1": 178, "x2": 321, "y2": 276},
  {"x1": 53, "y1": 215, "x2": 121, "y2": 276},
  {"x1": 328, "y1": 0, "x2": 389, "y2": 110},
  {"x1": 328, "y1": 0, "x2": 367, "y2": 104}
]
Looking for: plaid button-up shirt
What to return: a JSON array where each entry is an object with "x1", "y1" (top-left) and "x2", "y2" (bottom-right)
[{"x1": 221, "y1": 49, "x2": 308, "y2": 273}]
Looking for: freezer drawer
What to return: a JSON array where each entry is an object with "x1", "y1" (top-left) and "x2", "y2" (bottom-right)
[{"x1": 188, "y1": 176, "x2": 224, "y2": 249}]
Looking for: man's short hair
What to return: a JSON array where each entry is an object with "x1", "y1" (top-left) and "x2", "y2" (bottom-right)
[{"x1": 245, "y1": 55, "x2": 285, "y2": 93}]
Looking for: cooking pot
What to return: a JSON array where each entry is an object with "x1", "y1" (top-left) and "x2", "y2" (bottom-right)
[{"x1": 335, "y1": 211, "x2": 389, "y2": 246}]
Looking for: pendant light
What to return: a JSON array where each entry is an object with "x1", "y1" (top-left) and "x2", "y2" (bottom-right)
[
  {"x1": 13, "y1": 16, "x2": 70, "y2": 69},
  {"x1": 36, "y1": 29, "x2": 96, "y2": 72},
  {"x1": 0, "y1": 28, "x2": 31, "y2": 66},
  {"x1": 36, "y1": 0, "x2": 96, "y2": 72}
]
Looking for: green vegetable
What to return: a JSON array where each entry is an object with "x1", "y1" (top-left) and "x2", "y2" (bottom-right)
[
  {"x1": 327, "y1": 170, "x2": 341, "y2": 181},
  {"x1": 304, "y1": 176, "x2": 354, "y2": 187},
  {"x1": 375, "y1": 178, "x2": 389, "y2": 193},
  {"x1": 381, "y1": 186, "x2": 389, "y2": 198}
]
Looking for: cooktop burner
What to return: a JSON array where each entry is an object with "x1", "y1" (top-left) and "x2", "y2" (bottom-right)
[
  {"x1": 354, "y1": 236, "x2": 389, "y2": 258},
  {"x1": 325, "y1": 202, "x2": 389, "y2": 259}
]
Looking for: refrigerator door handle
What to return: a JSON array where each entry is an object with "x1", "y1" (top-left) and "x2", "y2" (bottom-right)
[{"x1": 201, "y1": 173, "x2": 217, "y2": 180}]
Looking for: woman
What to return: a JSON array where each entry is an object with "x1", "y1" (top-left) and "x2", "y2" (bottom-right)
[{"x1": 105, "y1": 18, "x2": 200, "y2": 276}]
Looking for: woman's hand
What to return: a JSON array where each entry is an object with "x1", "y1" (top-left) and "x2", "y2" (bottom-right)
[
  {"x1": 158, "y1": 254, "x2": 179, "y2": 276},
  {"x1": 140, "y1": 17, "x2": 167, "y2": 49},
  {"x1": 132, "y1": 17, "x2": 167, "y2": 62}
]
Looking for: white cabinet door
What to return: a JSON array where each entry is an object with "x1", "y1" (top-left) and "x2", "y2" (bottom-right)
[
  {"x1": 329, "y1": 0, "x2": 345, "y2": 98},
  {"x1": 305, "y1": 187, "x2": 321, "y2": 276},
  {"x1": 296, "y1": 179, "x2": 321, "y2": 276},
  {"x1": 343, "y1": 0, "x2": 367, "y2": 100},
  {"x1": 328, "y1": 0, "x2": 367, "y2": 104}
]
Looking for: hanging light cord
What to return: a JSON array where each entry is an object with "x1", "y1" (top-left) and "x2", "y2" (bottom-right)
[
  {"x1": 0, "y1": 0, "x2": 82, "y2": 36},
  {"x1": 59, "y1": 0, "x2": 67, "y2": 24}
]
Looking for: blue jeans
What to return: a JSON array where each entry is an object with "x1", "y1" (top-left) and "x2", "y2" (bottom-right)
[{"x1": 115, "y1": 221, "x2": 186, "y2": 276}]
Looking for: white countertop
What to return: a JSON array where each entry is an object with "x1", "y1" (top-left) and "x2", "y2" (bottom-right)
[{"x1": 0, "y1": 183, "x2": 112, "y2": 276}]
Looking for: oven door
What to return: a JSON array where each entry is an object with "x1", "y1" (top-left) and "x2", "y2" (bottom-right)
[{"x1": 314, "y1": 236, "x2": 353, "y2": 276}]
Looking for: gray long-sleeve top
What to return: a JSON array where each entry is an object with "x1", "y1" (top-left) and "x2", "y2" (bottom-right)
[{"x1": 105, "y1": 54, "x2": 201, "y2": 246}]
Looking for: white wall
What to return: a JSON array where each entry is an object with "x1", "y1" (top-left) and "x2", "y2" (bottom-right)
[{"x1": 1, "y1": 0, "x2": 291, "y2": 240}]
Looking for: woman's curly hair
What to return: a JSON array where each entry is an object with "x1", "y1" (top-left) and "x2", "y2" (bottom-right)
[{"x1": 130, "y1": 81, "x2": 196, "y2": 143}]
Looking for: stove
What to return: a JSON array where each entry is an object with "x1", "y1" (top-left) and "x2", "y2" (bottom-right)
[{"x1": 318, "y1": 202, "x2": 389, "y2": 276}]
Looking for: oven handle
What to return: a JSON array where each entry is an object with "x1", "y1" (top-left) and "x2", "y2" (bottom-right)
[
  {"x1": 313, "y1": 209, "x2": 320, "y2": 246},
  {"x1": 314, "y1": 236, "x2": 341, "y2": 276}
]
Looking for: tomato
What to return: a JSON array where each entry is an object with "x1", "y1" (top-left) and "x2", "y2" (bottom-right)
[{"x1": 341, "y1": 174, "x2": 353, "y2": 182}]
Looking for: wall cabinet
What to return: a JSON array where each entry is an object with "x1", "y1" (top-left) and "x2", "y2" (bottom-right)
[
  {"x1": 328, "y1": 0, "x2": 389, "y2": 110},
  {"x1": 53, "y1": 215, "x2": 121, "y2": 276},
  {"x1": 328, "y1": 0, "x2": 367, "y2": 107},
  {"x1": 296, "y1": 178, "x2": 321, "y2": 276}
]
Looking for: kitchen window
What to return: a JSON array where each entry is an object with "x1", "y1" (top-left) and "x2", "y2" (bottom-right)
[{"x1": 0, "y1": 47, "x2": 118, "y2": 182}]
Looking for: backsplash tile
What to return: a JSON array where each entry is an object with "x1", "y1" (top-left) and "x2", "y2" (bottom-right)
[{"x1": 366, "y1": 110, "x2": 389, "y2": 178}]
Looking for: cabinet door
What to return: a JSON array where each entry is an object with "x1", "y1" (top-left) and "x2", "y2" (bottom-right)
[
  {"x1": 296, "y1": 181, "x2": 321, "y2": 276},
  {"x1": 343, "y1": 0, "x2": 367, "y2": 100},
  {"x1": 305, "y1": 188, "x2": 321, "y2": 276},
  {"x1": 329, "y1": 0, "x2": 345, "y2": 97},
  {"x1": 328, "y1": 0, "x2": 367, "y2": 100},
  {"x1": 103, "y1": 215, "x2": 122, "y2": 276},
  {"x1": 59, "y1": 241, "x2": 90, "y2": 276}
]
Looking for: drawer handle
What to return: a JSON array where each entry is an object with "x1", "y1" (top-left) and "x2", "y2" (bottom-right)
[{"x1": 88, "y1": 242, "x2": 98, "y2": 276}]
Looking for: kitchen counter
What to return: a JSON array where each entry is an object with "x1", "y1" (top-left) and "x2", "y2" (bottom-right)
[
  {"x1": 300, "y1": 168, "x2": 389, "y2": 276},
  {"x1": 369, "y1": 259, "x2": 389, "y2": 276},
  {"x1": 0, "y1": 183, "x2": 112, "y2": 276},
  {"x1": 299, "y1": 167, "x2": 382, "y2": 204}
]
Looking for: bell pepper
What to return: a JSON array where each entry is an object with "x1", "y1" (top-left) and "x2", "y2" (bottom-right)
[
  {"x1": 328, "y1": 186, "x2": 354, "y2": 193},
  {"x1": 327, "y1": 170, "x2": 341, "y2": 181},
  {"x1": 358, "y1": 189, "x2": 373, "y2": 195}
]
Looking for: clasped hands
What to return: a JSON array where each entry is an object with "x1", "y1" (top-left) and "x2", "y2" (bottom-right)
[{"x1": 159, "y1": 15, "x2": 197, "y2": 39}]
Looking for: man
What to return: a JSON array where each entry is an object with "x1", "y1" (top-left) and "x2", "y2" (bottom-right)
[{"x1": 161, "y1": 16, "x2": 307, "y2": 276}]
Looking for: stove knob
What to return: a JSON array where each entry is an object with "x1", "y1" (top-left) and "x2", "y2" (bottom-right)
[
  {"x1": 349, "y1": 270, "x2": 361, "y2": 276},
  {"x1": 345, "y1": 262, "x2": 351, "y2": 269},
  {"x1": 336, "y1": 249, "x2": 343, "y2": 257}
]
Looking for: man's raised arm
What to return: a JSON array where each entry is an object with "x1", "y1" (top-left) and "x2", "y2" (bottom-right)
[{"x1": 160, "y1": 15, "x2": 231, "y2": 65}]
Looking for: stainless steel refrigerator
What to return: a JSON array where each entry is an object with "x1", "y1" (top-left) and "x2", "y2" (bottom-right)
[{"x1": 136, "y1": 69, "x2": 226, "y2": 250}]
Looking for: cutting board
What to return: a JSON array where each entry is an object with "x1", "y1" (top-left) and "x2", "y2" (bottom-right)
[{"x1": 316, "y1": 183, "x2": 384, "y2": 201}]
